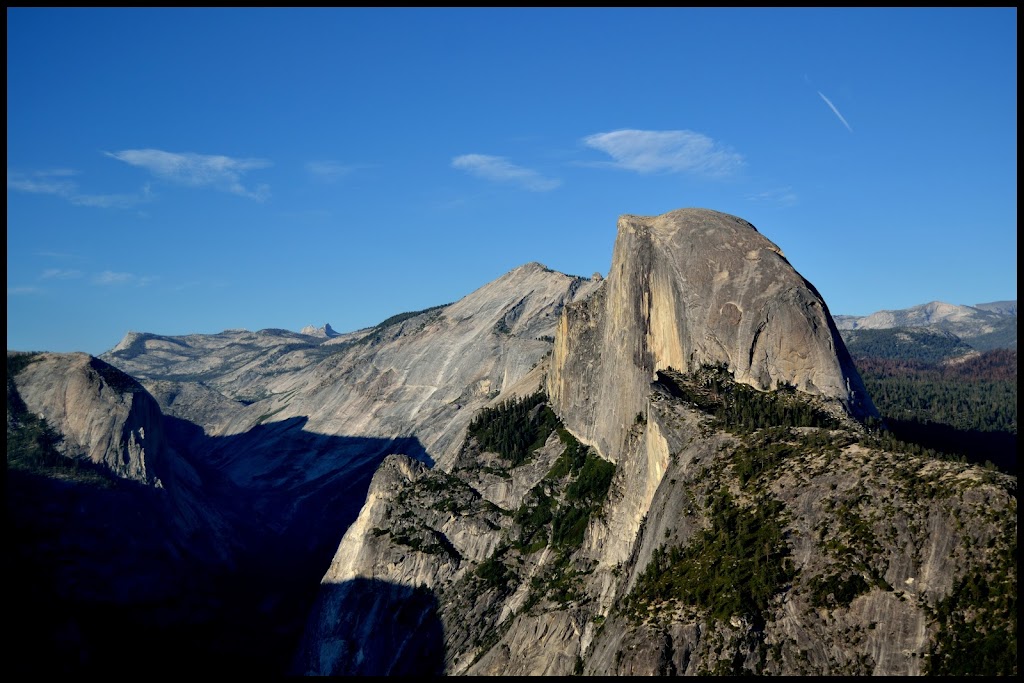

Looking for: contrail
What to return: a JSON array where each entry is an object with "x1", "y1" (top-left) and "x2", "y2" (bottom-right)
[{"x1": 818, "y1": 91, "x2": 854, "y2": 132}]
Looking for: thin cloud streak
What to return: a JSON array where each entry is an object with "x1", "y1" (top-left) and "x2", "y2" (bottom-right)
[
  {"x1": 35, "y1": 251, "x2": 83, "y2": 260},
  {"x1": 41, "y1": 268, "x2": 83, "y2": 280},
  {"x1": 452, "y1": 154, "x2": 561, "y2": 192},
  {"x1": 7, "y1": 286, "x2": 42, "y2": 295},
  {"x1": 306, "y1": 160, "x2": 357, "y2": 183},
  {"x1": 93, "y1": 271, "x2": 156, "y2": 287},
  {"x1": 817, "y1": 91, "x2": 854, "y2": 132},
  {"x1": 746, "y1": 187, "x2": 799, "y2": 207},
  {"x1": 7, "y1": 169, "x2": 148, "y2": 208},
  {"x1": 107, "y1": 149, "x2": 271, "y2": 200},
  {"x1": 582, "y1": 129, "x2": 744, "y2": 177}
]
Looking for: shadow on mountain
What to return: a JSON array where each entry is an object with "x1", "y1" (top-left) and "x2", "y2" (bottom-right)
[
  {"x1": 6, "y1": 411, "x2": 435, "y2": 676},
  {"x1": 7, "y1": 468, "x2": 172, "y2": 675},
  {"x1": 292, "y1": 577, "x2": 445, "y2": 676},
  {"x1": 884, "y1": 418, "x2": 1017, "y2": 476},
  {"x1": 162, "y1": 413, "x2": 433, "y2": 563}
]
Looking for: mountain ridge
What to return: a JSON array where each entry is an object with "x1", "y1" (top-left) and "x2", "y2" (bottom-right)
[
  {"x1": 835, "y1": 299, "x2": 1017, "y2": 352},
  {"x1": 7, "y1": 207, "x2": 1016, "y2": 676}
]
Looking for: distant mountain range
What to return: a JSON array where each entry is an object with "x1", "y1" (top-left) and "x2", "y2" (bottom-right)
[{"x1": 836, "y1": 300, "x2": 1017, "y2": 354}]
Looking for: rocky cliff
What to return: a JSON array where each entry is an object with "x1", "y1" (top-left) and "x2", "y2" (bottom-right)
[
  {"x1": 5, "y1": 350, "x2": 256, "y2": 675},
  {"x1": 297, "y1": 365, "x2": 1015, "y2": 676},
  {"x1": 8, "y1": 208, "x2": 1016, "y2": 677},
  {"x1": 10, "y1": 352, "x2": 166, "y2": 484},
  {"x1": 300, "y1": 323, "x2": 341, "y2": 338},
  {"x1": 549, "y1": 209, "x2": 875, "y2": 465},
  {"x1": 296, "y1": 209, "x2": 1014, "y2": 676},
  {"x1": 102, "y1": 263, "x2": 601, "y2": 488}
]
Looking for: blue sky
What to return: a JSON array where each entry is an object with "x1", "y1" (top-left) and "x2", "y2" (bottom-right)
[{"x1": 7, "y1": 7, "x2": 1017, "y2": 355}]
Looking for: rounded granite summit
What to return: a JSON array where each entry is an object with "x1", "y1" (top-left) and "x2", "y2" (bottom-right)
[{"x1": 549, "y1": 207, "x2": 876, "y2": 461}]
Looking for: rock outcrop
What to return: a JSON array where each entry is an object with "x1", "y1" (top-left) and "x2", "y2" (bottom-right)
[
  {"x1": 297, "y1": 208, "x2": 1013, "y2": 677},
  {"x1": 10, "y1": 352, "x2": 166, "y2": 484},
  {"x1": 298, "y1": 363, "x2": 1016, "y2": 676},
  {"x1": 6, "y1": 351, "x2": 301, "y2": 676},
  {"x1": 103, "y1": 262, "x2": 601, "y2": 482},
  {"x1": 549, "y1": 208, "x2": 875, "y2": 464},
  {"x1": 301, "y1": 323, "x2": 341, "y2": 338}
]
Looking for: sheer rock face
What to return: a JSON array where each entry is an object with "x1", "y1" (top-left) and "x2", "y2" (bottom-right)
[
  {"x1": 548, "y1": 208, "x2": 876, "y2": 464},
  {"x1": 299, "y1": 210, "x2": 907, "y2": 677},
  {"x1": 12, "y1": 352, "x2": 165, "y2": 484}
]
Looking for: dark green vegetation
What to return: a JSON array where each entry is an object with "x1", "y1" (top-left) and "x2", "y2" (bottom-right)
[
  {"x1": 624, "y1": 488, "x2": 794, "y2": 627},
  {"x1": 854, "y1": 349, "x2": 1017, "y2": 474},
  {"x1": 926, "y1": 541, "x2": 1018, "y2": 676},
  {"x1": 548, "y1": 433, "x2": 615, "y2": 552},
  {"x1": 654, "y1": 365, "x2": 839, "y2": 434},
  {"x1": 434, "y1": 394, "x2": 621, "y2": 670},
  {"x1": 621, "y1": 378, "x2": 809, "y2": 630},
  {"x1": 461, "y1": 369, "x2": 1006, "y2": 672},
  {"x1": 619, "y1": 363, "x2": 1016, "y2": 675},
  {"x1": 730, "y1": 426, "x2": 848, "y2": 487},
  {"x1": 497, "y1": 428, "x2": 616, "y2": 610},
  {"x1": 7, "y1": 350, "x2": 43, "y2": 376},
  {"x1": 510, "y1": 425, "x2": 615, "y2": 556},
  {"x1": 808, "y1": 571, "x2": 871, "y2": 610},
  {"x1": 460, "y1": 393, "x2": 616, "y2": 612},
  {"x1": 841, "y1": 328, "x2": 976, "y2": 363},
  {"x1": 467, "y1": 391, "x2": 560, "y2": 466},
  {"x1": 380, "y1": 467, "x2": 492, "y2": 561},
  {"x1": 857, "y1": 350, "x2": 1016, "y2": 432}
]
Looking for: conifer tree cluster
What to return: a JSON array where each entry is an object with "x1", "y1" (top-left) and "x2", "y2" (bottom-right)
[
  {"x1": 467, "y1": 391, "x2": 559, "y2": 466},
  {"x1": 656, "y1": 365, "x2": 838, "y2": 434}
]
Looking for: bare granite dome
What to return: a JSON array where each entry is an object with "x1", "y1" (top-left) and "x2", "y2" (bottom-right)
[
  {"x1": 10, "y1": 352, "x2": 166, "y2": 484},
  {"x1": 548, "y1": 208, "x2": 876, "y2": 462}
]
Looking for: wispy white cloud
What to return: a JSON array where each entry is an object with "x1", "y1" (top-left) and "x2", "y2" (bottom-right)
[
  {"x1": 7, "y1": 285, "x2": 42, "y2": 295},
  {"x1": 41, "y1": 268, "x2": 84, "y2": 280},
  {"x1": 452, "y1": 154, "x2": 561, "y2": 192},
  {"x1": 93, "y1": 271, "x2": 157, "y2": 287},
  {"x1": 817, "y1": 91, "x2": 854, "y2": 132},
  {"x1": 746, "y1": 187, "x2": 799, "y2": 207},
  {"x1": 306, "y1": 160, "x2": 357, "y2": 183},
  {"x1": 106, "y1": 149, "x2": 271, "y2": 200},
  {"x1": 93, "y1": 271, "x2": 134, "y2": 285},
  {"x1": 35, "y1": 250, "x2": 83, "y2": 260},
  {"x1": 7, "y1": 169, "x2": 147, "y2": 209},
  {"x1": 7, "y1": 171, "x2": 78, "y2": 196},
  {"x1": 582, "y1": 129, "x2": 744, "y2": 177},
  {"x1": 166, "y1": 280, "x2": 203, "y2": 292}
]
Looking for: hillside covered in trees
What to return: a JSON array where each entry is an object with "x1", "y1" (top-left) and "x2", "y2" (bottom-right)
[{"x1": 850, "y1": 347, "x2": 1017, "y2": 474}]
